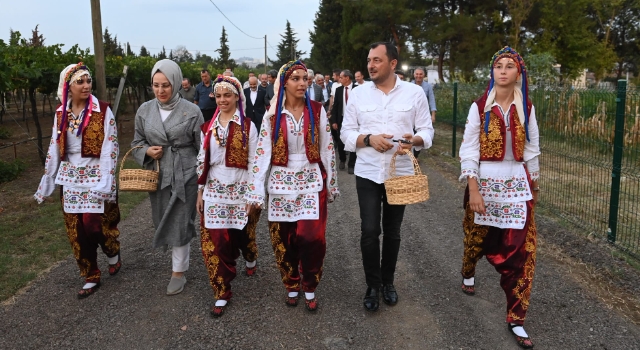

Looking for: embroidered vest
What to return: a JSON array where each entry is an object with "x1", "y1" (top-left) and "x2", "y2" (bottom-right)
[
  {"x1": 55, "y1": 100, "x2": 110, "y2": 159},
  {"x1": 197, "y1": 116, "x2": 252, "y2": 185},
  {"x1": 270, "y1": 100, "x2": 322, "y2": 166},
  {"x1": 474, "y1": 95, "x2": 529, "y2": 162}
]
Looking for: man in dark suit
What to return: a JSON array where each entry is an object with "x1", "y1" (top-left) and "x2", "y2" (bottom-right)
[
  {"x1": 330, "y1": 69, "x2": 358, "y2": 173},
  {"x1": 264, "y1": 69, "x2": 277, "y2": 109},
  {"x1": 244, "y1": 76, "x2": 267, "y2": 132}
]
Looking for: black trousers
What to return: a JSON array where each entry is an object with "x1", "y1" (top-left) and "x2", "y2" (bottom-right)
[
  {"x1": 201, "y1": 108, "x2": 216, "y2": 122},
  {"x1": 331, "y1": 128, "x2": 357, "y2": 167},
  {"x1": 355, "y1": 176, "x2": 406, "y2": 288}
]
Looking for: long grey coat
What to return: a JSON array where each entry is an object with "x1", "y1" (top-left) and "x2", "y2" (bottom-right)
[{"x1": 131, "y1": 99, "x2": 204, "y2": 248}]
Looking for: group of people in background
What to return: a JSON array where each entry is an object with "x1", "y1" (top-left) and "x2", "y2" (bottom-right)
[{"x1": 33, "y1": 42, "x2": 539, "y2": 349}]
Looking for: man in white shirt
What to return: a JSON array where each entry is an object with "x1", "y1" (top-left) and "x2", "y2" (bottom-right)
[
  {"x1": 328, "y1": 69, "x2": 342, "y2": 115},
  {"x1": 330, "y1": 70, "x2": 358, "y2": 173},
  {"x1": 315, "y1": 74, "x2": 330, "y2": 110},
  {"x1": 355, "y1": 71, "x2": 366, "y2": 85},
  {"x1": 341, "y1": 42, "x2": 434, "y2": 312}
]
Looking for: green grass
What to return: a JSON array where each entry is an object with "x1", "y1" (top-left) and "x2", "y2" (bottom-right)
[{"x1": 0, "y1": 159, "x2": 148, "y2": 302}]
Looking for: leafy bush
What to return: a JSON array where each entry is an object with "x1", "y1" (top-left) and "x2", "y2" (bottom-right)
[
  {"x1": 0, "y1": 127, "x2": 10, "y2": 139},
  {"x1": 0, "y1": 159, "x2": 26, "y2": 183}
]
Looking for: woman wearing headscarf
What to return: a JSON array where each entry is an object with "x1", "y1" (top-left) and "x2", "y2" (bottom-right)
[
  {"x1": 34, "y1": 62, "x2": 121, "y2": 298},
  {"x1": 246, "y1": 60, "x2": 339, "y2": 311},
  {"x1": 131, "y1": 59, "x2": 204, "y2": 295},
  {"x1": 196, "y1": 75, "x2": 261, "y2": 317},
  {"x1": 458, "y1": 47, "x2": 540, "y2": 349}
]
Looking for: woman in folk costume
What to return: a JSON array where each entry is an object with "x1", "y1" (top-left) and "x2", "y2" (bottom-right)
[
  {"x1": 246, "y1": 60, "x2": 339, "y2": 311},
  {"x1": 458, "y1": 46, "x2": 540, "y2": 349},
  {"x1": 131, "y1": 59, "x2": 204, "y2": 295},
  {"x1": 34, "y1": 63, "x2": 121, "y2": 298},
  {"x1": 196, "y1": 75, "x2": 261, "y2": 317}
]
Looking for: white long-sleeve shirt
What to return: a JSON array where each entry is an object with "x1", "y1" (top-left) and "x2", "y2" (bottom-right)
[
  {"x1": 340, "y1": 77, "x2": 434, "y2": 184},
  {"x1": 34, "y1": 96, "x2": 118, "y2": 213}
]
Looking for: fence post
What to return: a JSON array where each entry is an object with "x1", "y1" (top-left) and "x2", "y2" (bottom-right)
[
  {"x1": 607, "y1": 79, "x2": 627, "y2": 243},
  {"x1": 452, "y1": 82, "x2": 458, "y2": 158}
]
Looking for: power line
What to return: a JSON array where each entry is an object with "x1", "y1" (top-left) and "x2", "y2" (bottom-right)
[
  {"x1": 128, "y1": 44, "x2": 264, "y2": 53},
  {"x1": 206, "y1": 0, "x2": 263, "y2": 40}
]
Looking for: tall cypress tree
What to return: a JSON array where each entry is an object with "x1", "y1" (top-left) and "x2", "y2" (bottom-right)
[
  {"x1": 274, "y1": 21, "x2": 306, "y2": 68},
  {"x1": 214, "y1": 26, "x2": 235, "y2": 69},
  {"x1": 139, "y1": 45, "x2": 150, "y2": 57}
]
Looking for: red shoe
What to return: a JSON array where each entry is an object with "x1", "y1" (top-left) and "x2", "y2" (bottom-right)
[
  {"x1": 508, "y1": 324, "x2": 534, "y2": 349},
  {"x1": 77, "y1": 281, "x2": 101, "y2": 299},
  {"x1": 285, "y1": 293, "x2": 299, "y2": 307},
  {"x1": 305, "y1": 297, "x2": 318, "y2": 312},
  {"x1": 108, "y1": 255, "x2": 122, "y2": 276},
  {"x1": 245, "y1": 264, "x2": 257, "y2": 277},
  {"x1": 211, "y1": 301, "x2": 230, "y2": 318},
  {"x1": 461, "y1": 278, "x2": 475, "y2": 295}
]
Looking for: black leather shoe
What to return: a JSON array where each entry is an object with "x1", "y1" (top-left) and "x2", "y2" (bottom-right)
[
  {"x1": 348, "y1": 167, "x2": 354, "y2": 174},
  {"x1": 339, "y1": 161, "x2": 346, "y2": 170},
  {"x1": 382, "y1": 284, "x2": 398, "y2": 305},
  {"x1": 363, "y1": 287, "x2": 380, "y2": 312}
]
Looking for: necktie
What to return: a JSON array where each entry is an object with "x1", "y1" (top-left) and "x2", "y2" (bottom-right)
[{"x1": 345, "y1": 86, "x2": 349, "y2": 105}]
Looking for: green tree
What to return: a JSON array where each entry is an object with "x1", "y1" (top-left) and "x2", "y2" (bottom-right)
[
  {"x1": 126, "y1": 42, "x2": 134, "y2": 56},
  {"x1": 157, "y1": 46, "x2": 167, "y2": 59},
  {"x1": 309, "y1": 0, "x2": 343, "y2": 73},
  {"x1": 533, "y1": 0, "x2": 604, "y2": 80},
  {"x1": 139, "y1": 45, "x2": 150, "y2": 57},
  {"x1": 214, "y1": 27, "x2": 236, "y2": 70},
  {"x1": 194, "y1": 51, "x2": 215, "y2": 69},
  {"x1": 274, "y1": 21, "x2": 306, "y2": 68}
]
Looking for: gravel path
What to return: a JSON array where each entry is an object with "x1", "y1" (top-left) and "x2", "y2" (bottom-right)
[{"x1": 1, "y1": 157, "x2": 639, "y2": 349}]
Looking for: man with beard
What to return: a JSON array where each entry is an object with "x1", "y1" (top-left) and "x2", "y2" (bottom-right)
[{"x1": 340, "y1": 42, "x2": 434, "y2": 312}]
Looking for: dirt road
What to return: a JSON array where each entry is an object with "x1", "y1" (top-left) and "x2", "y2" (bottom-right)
[{"x1": 1, "y1": 157, "x2": 639, "y2": 349}]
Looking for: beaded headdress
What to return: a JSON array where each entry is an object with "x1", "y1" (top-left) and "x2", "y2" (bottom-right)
[
  {"x1": 57, "y1": 62, "x2": 92, "y2": 139},
  {"x1": 484, "y1": 46, "x2": 530, "y2": 141},
  {"x1": 272, "y1": 60, "x2": 315, "y2": 144},
  {"x1": 209, "y1": 75, "x2": 247, "y2": 146}
]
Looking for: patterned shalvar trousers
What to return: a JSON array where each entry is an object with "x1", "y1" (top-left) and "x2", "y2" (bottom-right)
[
  {"x1": 269, "y1": 187, "x2": 328, "y2": 293},
  {"x1": 200, "y1": 208, "x2": 261, "y2": 301},
  {"x1": 461, "y1": 186, "x2": 537, "y2": 325},
  {"x1": 61, "y1": 188, "x2": 121, "y2": 283}
]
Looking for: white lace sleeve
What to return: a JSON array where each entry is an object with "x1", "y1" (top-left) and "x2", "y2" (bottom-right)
[
  {"x1": 458, "y1": 103, "x2": 481, "y2": 182},
  {"x1": 319, "y1": 108, "x2": 339, "y2": 202},
  {"x1": 524, "y1": 105, "x2": 541, "y2": 180},
  {"x1": 34, "y1": 118, "x2": 61, "y2": 203},
  {"x1": 89, "y1": 107, "x2": 118, "y2": 202},
  {"x1": 245, "y1": 114, "x2": 272, "y2": 206}
]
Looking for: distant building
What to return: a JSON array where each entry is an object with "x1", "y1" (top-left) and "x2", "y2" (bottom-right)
[{"x1": 235, "y1": 56, "x2": 264, "y2": 68}]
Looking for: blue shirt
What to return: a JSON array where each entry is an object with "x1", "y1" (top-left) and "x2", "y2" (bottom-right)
[
  {"x1": 194, "y1": 81, "x2": 216, "y2": 110},
  {"x1": 415, "y1": 81, "x2": 437, "y2": 111}
]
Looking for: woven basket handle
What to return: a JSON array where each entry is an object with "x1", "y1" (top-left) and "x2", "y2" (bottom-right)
[
  {"x1": 120, "y1": 145, "x2": 159, "y2": 173},
  {"x1": 388, "y1": 149, "x2": 423, "y2": 178}
]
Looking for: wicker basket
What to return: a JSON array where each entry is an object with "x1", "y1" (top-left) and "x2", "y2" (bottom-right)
[
  {"x1": 385, "y1": 150, "x2": 429, "y2": 205},
  {"x1": 118, "y1": 146, "x2": 159, "y2": 192}
]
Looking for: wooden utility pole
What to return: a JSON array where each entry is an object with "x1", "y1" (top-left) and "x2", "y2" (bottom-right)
[{"x1": 91, "y1": 0, "x2": 107, "y2": 101}]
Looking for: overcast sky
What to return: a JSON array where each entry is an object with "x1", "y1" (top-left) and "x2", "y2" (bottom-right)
[{"x1": 1, "y1": 0, "x2": 320, "y2": 62}]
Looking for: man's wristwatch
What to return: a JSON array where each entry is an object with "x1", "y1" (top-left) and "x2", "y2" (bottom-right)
[{"x1": 363, "y1": 134, "x2": 372, "y2": 147}]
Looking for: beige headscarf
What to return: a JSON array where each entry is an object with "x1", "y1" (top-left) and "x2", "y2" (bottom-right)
[{"x1": 151, "y1": 59, "x2": 183, "y2": 111}]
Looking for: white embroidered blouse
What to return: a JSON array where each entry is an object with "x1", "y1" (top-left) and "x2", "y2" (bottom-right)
[
  {"x1": 245, "y1": 107, "x2": 339, "y2": 222},
  {"x1": 458, "y1": 102, "x2": 541, "y2": 229},
  {"x1": 196, "y1": 110, "x2": 258, "y2": 229},
  {"x1": 34, "y1": 96, "x2": 118, "y2": 214}
]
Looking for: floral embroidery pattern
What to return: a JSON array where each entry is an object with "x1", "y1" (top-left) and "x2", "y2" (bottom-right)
[
  {"x1": 268, "y1": 193, "x2": 318, "y2": 220},
  {"x1": 57, "y1": 161, "x2": 102, "y2": 185},
  {"x1": 204, "y1": 178, "x2": 249, "y2": 202},
  {"x1": 478, "y1": 175, "x2": 531, "y2": 200},
  {"x1": 62, "y1": 188, "x2": 103, "y2": 213},
  {"x1": 475, "y1": 201, "x2": 526, "y2": 228},
  {"x1": 204, "y1": 202, "x2": 248, "y2": 229},
  {"x1": 269, "y1": 167, "x2": 320, "y2": 192}
]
